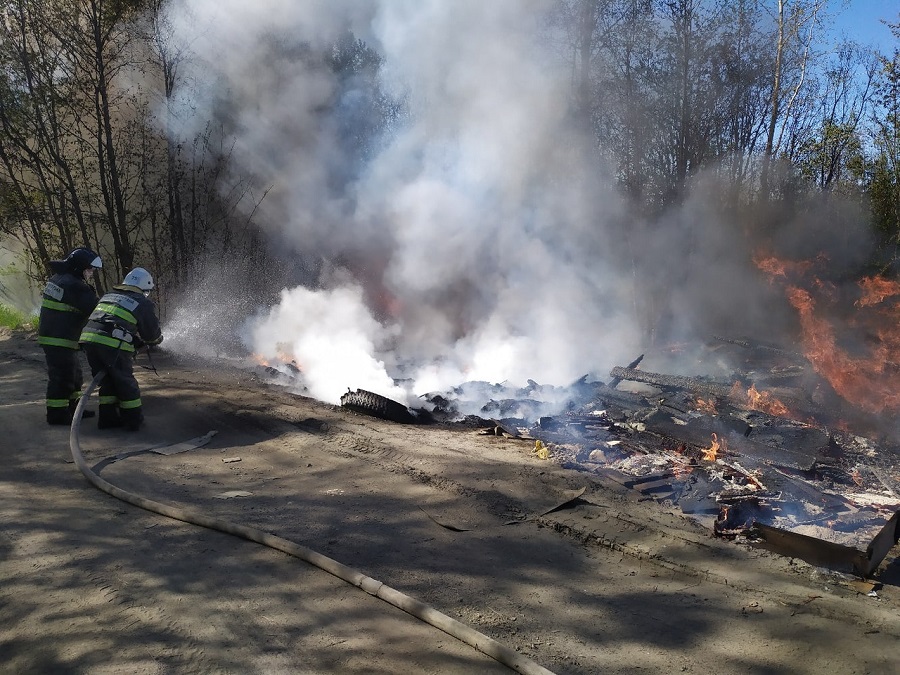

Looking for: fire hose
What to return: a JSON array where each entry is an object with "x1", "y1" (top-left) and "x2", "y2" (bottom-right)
[{"x1": 69, "y1": 370, "x2": 556, "y2": 675}]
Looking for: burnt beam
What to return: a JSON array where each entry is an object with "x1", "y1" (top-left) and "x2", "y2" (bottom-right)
[
  {"x1": 609, "y1": 366, "x2": 734, "y2": 398},
  {"x1": 751, "y1": 522, "x2": 869, "y2": 576},
  {"x1": 607, "y1": 354, "x2": 645, "y2": 388},
  {"x1": 752, "y1": 509, "x2": 900, "y2": 578}
]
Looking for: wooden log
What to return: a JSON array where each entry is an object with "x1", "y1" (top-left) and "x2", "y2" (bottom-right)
[
  {"x1": 609, "y1": 366, "x2": 734, "y2": 398},
  {"x1": 607, "y1": 354, "x2": 645, "y2": 388}
]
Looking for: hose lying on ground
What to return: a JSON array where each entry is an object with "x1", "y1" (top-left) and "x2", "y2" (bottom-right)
[{"x1": 69, "y1": 371, "x2": 556, "y2": 675}]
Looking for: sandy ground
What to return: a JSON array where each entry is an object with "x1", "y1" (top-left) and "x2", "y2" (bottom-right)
[{"x1": 1, "y1": 327, "x2": 899, "y2": 675}]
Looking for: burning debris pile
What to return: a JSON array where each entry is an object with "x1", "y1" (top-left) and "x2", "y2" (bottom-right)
[
  {"x1": 246, "y1": 319, "x2": 900, "y2": 579},
  {"x1": 492, "y1": 337, "x2": 900, "y2": 578}
]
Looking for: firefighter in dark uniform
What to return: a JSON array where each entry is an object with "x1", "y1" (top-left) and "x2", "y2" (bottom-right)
[
  {"x1": 38, "y1": 247, "x2": 103, "y2": 425},
  {"x1": 79, "y1": 267, "x2": 163, "y2": 431}
]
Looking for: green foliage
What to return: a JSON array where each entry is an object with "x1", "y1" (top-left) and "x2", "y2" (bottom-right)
[
  {"x1": 0, "y1": 302, "x2": 36, "y2": 330},
  {"x1": 796, "y1": 120, "x2": 866, "y2": 192},
  {"x1": 869, "y1": 22, "x2": 900, "y2": 247},
  {"x1": 869, "y1": 153, "x2": 900, "y2": 241}
]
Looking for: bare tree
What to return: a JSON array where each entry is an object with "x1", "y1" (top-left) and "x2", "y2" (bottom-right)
[
  {"x1": 0, "y1": 0, "x2": 92, "y2": 276},
  {"x1": 653, "y1": 0, "x2": 728, "y2": 200},
  {"x1": 712, "y1": 0, "x2": 772, "y2": 198},
  {"x1": 146, "y1": 0, "x2": 187, "y2": 283},
  {"x1": 760, "y1": 0, "x2": 828, "y2": 198},
  {"x1": 794, "y1": 41, "x2": 876, "y2": 191},
  {"x1": 602, "y1": 0, "x2": 656, "y2": 203}
]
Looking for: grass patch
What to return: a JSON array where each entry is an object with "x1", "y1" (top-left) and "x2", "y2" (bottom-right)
[{"x1": 0, "y1": 303, "x2": 37, "y2": 331}]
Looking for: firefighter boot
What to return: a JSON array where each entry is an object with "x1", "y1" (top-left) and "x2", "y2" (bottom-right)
[
  {"x1": 120, "y1": 406, "x2": 144, "y2": 432},
  {"x1": 69, "y1": 399, "x2": 96, "y2": 419},
  {"x1": 97, "y1": 404, "x2": 123, "y2": 429},
  {"x1": 46, "y1": 406, "x2": 73, "y2": 426}
]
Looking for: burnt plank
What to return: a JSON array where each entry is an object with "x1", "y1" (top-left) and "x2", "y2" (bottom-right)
[
  {"x1": 639, "y1": 409, "x2": 816, "y2": 471},
  {"x1": 622, "y1": 471, "x2": 677, "y2": 488},
  {"x1": 611, "y1": 365, "x2": 817, "y2": 422},
  {"x1": 647, "y1": 406, "x2": 828, "y2": 472},
  {"x1": 752, "y1": 522, "x2": 869, "y2": 576},
  {"x1": 863, "y1": 510, "x2": 900, "y2": 576},
  {"x1": 734, "y1": 438, "x2": 818, "y2": 472},
  {"x1": 643, "y1": 408, "x2": 751, "y2": 443},
  {"x1": 712, "y1": 335, "x2": 806, "y2": 360},
  {"x1": 748, "y1": 426, "x2": 836, "y2": 467},
  {"x1": 765, "y1": 466, "x2": 850, "y2": 510}
]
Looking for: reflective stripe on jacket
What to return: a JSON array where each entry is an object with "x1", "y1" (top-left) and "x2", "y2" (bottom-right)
[
  {"x1": 79, "y1": 286, "x2": 163, "y2": 353},
  {"x1": 38, "y1": 273, "x2": 99, "y2": 349}
]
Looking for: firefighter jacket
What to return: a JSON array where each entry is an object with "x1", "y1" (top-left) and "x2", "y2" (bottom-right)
[
  {"x1": 38, "y1": 272, "x2": 100, "y2": 350},
  {"x1": 79, "y1": 285, "x2": 163, "y2": 353}
]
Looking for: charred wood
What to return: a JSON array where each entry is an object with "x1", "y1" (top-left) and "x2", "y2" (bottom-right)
[
  {"x1": 748, "y1": 426, "x2": 836, "y2": 468},
  {"x1": 865, "y1": 510, "x2": 900, "y2": 576},
  {"x1": 636, "y1": 409, "x2": 818, "y2": 471},
  {"x1": 712, "y1": 335, "x2": 805, "y2": 361},
  {"x1": 862, "y1": 465, "x2": 900, "y2": 498},
  {"x1": 609, "y1": 366, "x2": 734, "y2": 398},
  {"x1": 752, "y1": 522, "x2": 869, "y2": 575},
  {"x1": 766, "y1": 466, "x2": 850, "y2": 510},
  {"x1": 610, "y1": 365, "x2": 824, "y2": 422},
  {"x1": 714, "y1": 490, "x2": 781, "y2": 504},
  {"x1": 606, "y1": 354, "x2": 645, "y2": 388}
]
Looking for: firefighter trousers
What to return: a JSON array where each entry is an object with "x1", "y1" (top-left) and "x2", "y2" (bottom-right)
[
  {"x1": 42, "y1": 345, "x2": 84, "y2": 424},
  {"x1": 82, "y1": 343, "x2": 144, "y2": 430}
]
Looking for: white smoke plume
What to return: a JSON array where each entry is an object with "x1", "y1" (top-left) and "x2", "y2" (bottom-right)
[{"x1": 161, "y1": 0, "x2": 656, "y2": 407}]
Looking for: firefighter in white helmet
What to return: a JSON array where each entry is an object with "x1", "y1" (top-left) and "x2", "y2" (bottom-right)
[{"x1": 79, "y1": 267, "x2": 163, "y2": 431}]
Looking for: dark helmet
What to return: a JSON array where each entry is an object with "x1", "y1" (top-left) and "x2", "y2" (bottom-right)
[{"x1": 65, "y1": 247, "x2": 102, "y2": 271}]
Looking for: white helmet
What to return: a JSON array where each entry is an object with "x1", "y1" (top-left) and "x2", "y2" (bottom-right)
[{"x1": 122, "y1": 267, "x2": 154, "y2": 291}]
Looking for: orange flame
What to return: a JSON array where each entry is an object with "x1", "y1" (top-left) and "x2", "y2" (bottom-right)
[
  {"x1": 856, "y1": 276, "x2": 900, "y2": 308},
  {"x1": 728, "y1": 382, "x2": 790, "y2": 417},
  {"x1": 703, "y1": 433, "x2": 724, "y2": 461},
  {"x1": 753, "y1": 254, "x2": 815, "y2": 280},
  {"x1": 787, "y1": 285, "x2": 900, "y2": 414},
  {"x1": 695, "y1": 397, "x2": 718, "y2": 414},
  {"x1": 756, "y1": 255, "x2": 900, "y2": 414},
  {"x1": 672, "y1": 461, "x2": 694, "y2": 478},
  {"x1": 745, "y1": 383, "x2": 789, "y2": 416},
  {"x1": 667, "y1": 444, "x2": 694, "y2": 477},
  {"x1": 251, "y1": 346, "x2": 302, "y2": 373}
]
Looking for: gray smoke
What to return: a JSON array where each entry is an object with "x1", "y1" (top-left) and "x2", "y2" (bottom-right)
[{"x1": 161, "y1": 0, "x2": 777, "y2": 407}]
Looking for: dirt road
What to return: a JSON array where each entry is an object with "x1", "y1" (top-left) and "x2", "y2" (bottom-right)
[{"x1": 2, "y1": 328, "x2": 898, "y2": 674}]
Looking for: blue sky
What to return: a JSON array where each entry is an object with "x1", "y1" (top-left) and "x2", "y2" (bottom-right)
[{"x1": 831, "y1": 0, "x2": 897, "y2": 53}]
